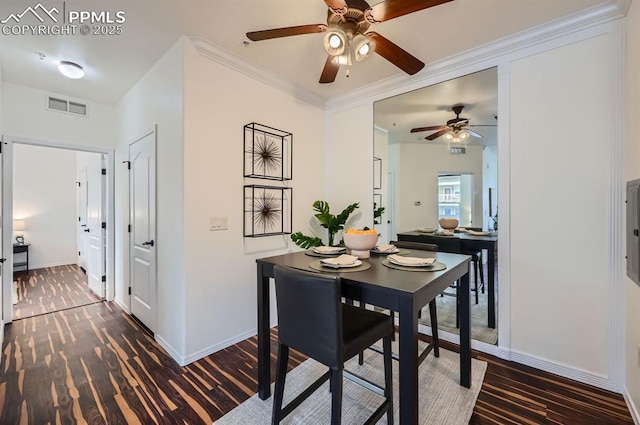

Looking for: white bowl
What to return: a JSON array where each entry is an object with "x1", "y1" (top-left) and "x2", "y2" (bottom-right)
[
  {"x1": 439, "y1": 218, "x2": 459, "y2": 231},
  {"x1": 343, "y1": 232, "x2": 379, "y2": 259}
]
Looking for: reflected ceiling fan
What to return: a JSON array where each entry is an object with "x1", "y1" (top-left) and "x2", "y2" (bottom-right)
[
  {"x1": 246, "y1": 0, "x2": 453, "y2": 83},
  {"x1": 410, "y1": 104, "x2": 496, "y2": 142}
]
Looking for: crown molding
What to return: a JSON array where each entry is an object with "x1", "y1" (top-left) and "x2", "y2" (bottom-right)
[
  {"x1": 189, "y1": 1, "x2": 629, "y2": 112},
  {"x1": 189, "y1": 37, "x2": 326, "y2": 109},
  {"x1": 326, "y1": 0, "x2": 630, "y2": 111}
]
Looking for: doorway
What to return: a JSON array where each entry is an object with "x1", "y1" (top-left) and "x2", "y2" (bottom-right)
[{"x1": 2, "y1": 137, "x2": 115, "y2": 324}]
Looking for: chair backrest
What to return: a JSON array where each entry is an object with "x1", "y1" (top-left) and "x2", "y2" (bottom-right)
[
  {"x1": 273, "y1": 265, "x2": 342, "y2": 368},
  {"x1": 430, "y1": 236, "x2": 462, "y2": 253},
  {"x1": 390, "y1": 240, "x2": 438, "y2": 251}
]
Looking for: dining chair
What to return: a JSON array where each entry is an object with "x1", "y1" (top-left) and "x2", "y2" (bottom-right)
[{"x1": 272, "y1": 265, "x2": 394, "y2": 425}]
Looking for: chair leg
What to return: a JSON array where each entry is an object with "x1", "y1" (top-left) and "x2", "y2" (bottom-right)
[
  {"x1": 330, "y1": 369, "x2": 343, "y2": 425},
  {"x1": 474, "y1": 259, "x2": 479, "y2": 305},
  {"x1": 479, "y1": 252, "x2": 485, "y2": 294},
  {"x1": 383, "y1": 334, "x2": 394, "y2": 425},
  {"x1": 455, "y1": 280, "x2": 460, "y2": 329},
  {"x1": 428, "y1": 300, "x2": 440, "y2": 358},
  {"x1": 271, "y1": 343, "x2": 289, "y2": 425}
]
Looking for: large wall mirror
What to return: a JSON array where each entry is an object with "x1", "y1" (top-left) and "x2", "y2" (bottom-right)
[{"x1": 373, "y1": 67, "x2": 498, "y2": 346}]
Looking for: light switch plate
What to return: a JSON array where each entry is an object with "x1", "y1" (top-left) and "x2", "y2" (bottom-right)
[{"x1": 209, "y1": 216, "x2": 228, "y2": 231}]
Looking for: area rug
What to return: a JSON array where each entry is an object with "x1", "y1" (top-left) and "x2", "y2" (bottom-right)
[
  {"x1": 215, "y1": 344, "x2": 486, "y2": 424},
  {"x1": 419, "y1": 279, "x2": 498, "y2": 345}
]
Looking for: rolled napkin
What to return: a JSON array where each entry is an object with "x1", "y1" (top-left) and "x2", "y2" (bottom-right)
[
  {"x1": 388, "y1": 254, "x2": 435, "y2": 267},
  {"x1": 374, "y1": 244, "x2": 398, "y2": 253},
  {"x1": 313, "y1": 246, "x2": 346, "y2": 254},
  {"x1": 320, "y1": 254, "x2": 359, "y2": 268}
]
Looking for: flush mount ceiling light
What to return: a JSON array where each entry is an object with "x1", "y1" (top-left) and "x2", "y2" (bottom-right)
[{"x1": 58, "y1": 61, "x2": 85, "y2": 79}]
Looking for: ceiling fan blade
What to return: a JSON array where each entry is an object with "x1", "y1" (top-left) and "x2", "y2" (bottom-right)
[
  {"x1": 468, "y1": 124, "x2": 497, "y2": 127},
  {"x1": 319, "y1": 55, "x2": 340, "y2": 84},
  {"x1": 366, "y1": 0, "x2": 453, "y2": 23},
  {"x1": 246, "y1": 24, "x2": 327, "y2": 41},
  {"x1": 411, "y1": 125, "x2": 446, "y2": 133},
  {"x1": 367, "y1": 32, "x2": 424, "y2": 75},
  {"x1": 425, "y1": 129, "x2": 450, "y2": 140},
  {"x1": 466, "y1": 129, "x2": 484, "y2": 138},
  {"x1": 324, "y1": 0, "x2": 348, "y2": 13}
]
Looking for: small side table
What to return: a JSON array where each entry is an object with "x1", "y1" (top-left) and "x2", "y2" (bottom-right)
[{"x1": 13, "y1": 243, "x2": 30, "y2": 273}]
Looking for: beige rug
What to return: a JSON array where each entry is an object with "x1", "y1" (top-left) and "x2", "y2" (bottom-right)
[
  {"x1": 215, "y1": 345, "x2": 486, "y2": 424},
  {"x1": 419, "y1": 283, "x2": 498, "y2": 345}
]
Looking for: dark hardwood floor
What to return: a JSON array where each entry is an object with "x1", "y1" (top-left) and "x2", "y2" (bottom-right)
[
  {"x1": 13, "y1": 265, "x2": 102, "y2": 319},
  {"x1": 0, "y1": 300, "x2": 634, "y2": 424}
]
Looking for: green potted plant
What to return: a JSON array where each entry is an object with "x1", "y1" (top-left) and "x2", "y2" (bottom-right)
[{"x1": 291, "y1": 200, "x2": 359, "y2": 248}]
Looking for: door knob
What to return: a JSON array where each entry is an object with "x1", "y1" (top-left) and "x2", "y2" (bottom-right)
[
  {"x1": 0, "y1": 258, "x2": 6, "y2": 263},
  {"x1": 142, "y1": 240, "x2": 155, "y2": 247},
  {"x1": 84, "y1": 229, "x2": 90, "y2": 232}
]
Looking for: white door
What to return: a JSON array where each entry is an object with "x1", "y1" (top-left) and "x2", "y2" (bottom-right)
[
  {"x1": 77, "y1": 166, "x2": 88, "y2": 271},
  {"x1": 129, "y1": 130, "x2": 156, "y2": 332},
  {"x1": 86, "y1": 157, "x2": 105, "y2": 297}
]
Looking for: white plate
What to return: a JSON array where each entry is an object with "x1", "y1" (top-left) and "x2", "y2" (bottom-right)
[
  {"x1": 388, "y1": 257, "x2": 435, "y2": 267},
  {"x1": 320, "y1": 259, "x2": 362, "y2": 269},
  {"x1": 372, "y1": 247, "x2": 400, "y2": 254},
  {"x1": 467, "y1": 231, "x2": 492, "y2": 236},
  {"x1": 417, "y1": 227, "x2": 437, "y2": 233},
  {"x1": 313, "y1": 247, "x2": 346, "y2": 254}
]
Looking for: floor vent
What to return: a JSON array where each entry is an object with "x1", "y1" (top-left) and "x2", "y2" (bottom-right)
[{"x1": 46, "y1": 95, "x2": 88, "y2": 117}]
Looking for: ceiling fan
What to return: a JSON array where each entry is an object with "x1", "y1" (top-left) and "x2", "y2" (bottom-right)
[
  {"x1": 246, "y1": 0, "x2": 453, "y2": 84},
  {"x1": 410, "y1": 104, "x2": 496, "y2": 142}
]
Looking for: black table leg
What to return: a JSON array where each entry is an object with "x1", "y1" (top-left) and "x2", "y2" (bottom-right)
[
  {"x1": 397, "y1": 297, "x2": 419, "y2": 425},
  {"x1": 459, "y1": 272, "x2": 471, "y2": 388},
  {"x1": 257, "y1": 265, "x2": 271, "y2": 400},
  {"x1": 487, "y1": 244, "x2": 496, "y2": 328}
]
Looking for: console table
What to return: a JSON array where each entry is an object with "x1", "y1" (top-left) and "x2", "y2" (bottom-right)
[{"x1": 13, "y1": 243, "x2": 30, "y2": 273}]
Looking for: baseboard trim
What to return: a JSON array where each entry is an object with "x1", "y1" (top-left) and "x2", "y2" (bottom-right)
[
  {"x1": 181, "y1": 329, "x2": 258, "y2": 366},
  {"x1": 624, "y1": 387, "x2": 640, "y2": 425},
  {"x1": 510, "y1": 349, "x2": 618, "y2": 392},
  {"x1": 155, "y1": 334, "x2": 186, "y2": 366}
]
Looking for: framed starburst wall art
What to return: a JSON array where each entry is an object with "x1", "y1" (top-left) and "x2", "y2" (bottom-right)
[
  {"x1": 243, "y1": 185, "x2": 292, "y2": 237},
  {"x1": 244, "y1": 122, "x2": 292, "y2": 181}
]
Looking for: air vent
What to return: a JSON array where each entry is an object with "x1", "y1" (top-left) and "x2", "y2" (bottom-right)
[
  {"x1": 450, "y1": 147, "x2": 466, "y2": 155},
  {"x1": 46, "y1": 95, "x2": 88, "y2": 117}
]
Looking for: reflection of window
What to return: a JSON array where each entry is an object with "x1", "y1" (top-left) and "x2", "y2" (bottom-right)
[{"x1": 437, "y1": 174, "x2": 472, "y2": 225}]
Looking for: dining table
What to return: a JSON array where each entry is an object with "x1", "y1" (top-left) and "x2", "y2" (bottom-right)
[
  {"x1": 256, "y1": 249, "x2": 472, "y2": 425},
  {"x1": 397, "y1": 230, "x2": 498, "y2": 328}
]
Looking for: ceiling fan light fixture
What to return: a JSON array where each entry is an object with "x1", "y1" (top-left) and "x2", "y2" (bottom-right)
[
  {"x1": 459, "y1": 130, "x2": 470, "y2": 140},
  {"x1": 323, "y1": 29, "x2": 347, "y2": 56},
  {"x1": 58, "y1": 60, "x2": 85, "y2": 79},
  {"x1": 445, "y1": 132, "x2": 454, "y2": 141},
  {"x1": 353, "y1": 33, "x2": 375, "y2": 61}
]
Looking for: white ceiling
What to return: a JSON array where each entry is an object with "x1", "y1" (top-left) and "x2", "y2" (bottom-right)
[{"x1": 0, "y1": 0, "x2": 613, "y2": 106}]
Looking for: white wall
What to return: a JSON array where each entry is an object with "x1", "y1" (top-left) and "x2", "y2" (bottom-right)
[
  {"x1": 393, "y1": 143, "x2": 483, "y2": 233},
  {"x1": 1, "y1": 83, "x2": 114, "y2": 149},
  {"x1": 181, "y1": 40, "x2": 326, "y2": 361},
  {"x1": 373, "y1": 127, "x2": 389, "y2": 242},
  {"x1": 13, "y1": 144, "x2": 77, "y2": 269},
  {"x1": 625, "y1": 1, "x2": 640, "y2": 421},
  {"x1": 326, "y1": 104, "x2": 372, "y2": 231},
  {"x1": 115, "y1": 37, "x2": 186, "y2": 359},
  {"x1": 483, "y1": 146, "x2": 498, "y2": 231},
  {"x1": 510, "y1": 34, "x2": 611, "y2": 375}
]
